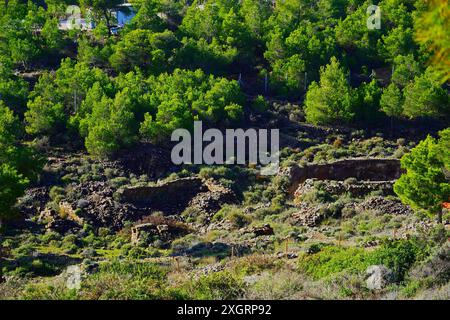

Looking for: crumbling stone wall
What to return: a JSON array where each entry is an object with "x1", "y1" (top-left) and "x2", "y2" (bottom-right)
[
  {"x1": 118, "y1": 177, "x2": 207, "y2": 212},
  {"x1": 294, "y1": 179, "x2": 396, "y2": 198},
  {"x1": 285, "y1": 158, "x2": 402, "y2": 195}
]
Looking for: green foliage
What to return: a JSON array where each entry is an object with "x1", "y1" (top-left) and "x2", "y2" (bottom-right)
[
  {"x1": 370, "y1": 238, "x2": 431, "y2": 281},
  {"x1": 437, "y1": 128, "x2": 450, "y2": 169},
  {"x1": 355, "y1": 79, "x2": 382, "y2": 122},
  {"x1": 0, "y1": 164, "x2": 28, "y2": 223},
  {"x1": 380, "y1": 83, "x2": 404, "y2": 118},
  {"x1": 109, "y1": 29, "x2": 180, "y2": 74},
  {"x1": 414, "y1": 0, "x2": 450, "y2": 82},
  {"x1": 80, "y1": 0, "x2": 125, "y2": 35},
  {"x1": 298, "y1": 245, "x2": 372, "y2": 280},
  {"x1": 26, "y1": 59, "x2": 113, "y2": 136},
  {"x1": 394, "y1": 134, "x2": 450, "y2": 220},
  {"x1": 0, "y1": 102, "x2": 41, "y2": 223},
  {"x1": 266, "y1": 21, "x2": 337, "y2": 95},
  {"x1": 140, "y1": 69, "x2": 244, "y2": 142},
  {"x1": 178, "y1": 0, "x2": 257, "y2": 72},
  {"x1": 298, "y1": 239, "x2": 432, "y2": 280},
  {"x1": 215, "y1": 205, "x2": 251, "y2": 228},
  {"x1": 83, "y1": 90, "x2": 139, "y2": 157},
  {"x1": 127, "y1": 0, "x2": 165, "y2": 32},
  {"x1": 402, "y1": 69, "x2": 449, "y2": 118},
  {"x1": 0, "y1": 66, "x2": 29, "y2": 111},
  {"x1": 391, "y1": 54, "x2": 422, "y2": 88},
  {"x1": 41, "y1": 18, "x2": 63, "y2": 51},
  {"x1": 25, "y1": 96, "x2": 66, "y2": 136},
  {"x1": 378, "y1": 26, "x2": 415, "y2": 62},
  {"x1": 0, "y1": 1, "x2": 66, "y2": 69},
  {"x1": 304, "y1": 57, "x2": 355, "y2": 125},
  {"x1": 251, "y1": 95, "x2": 269, "y2": 113}
]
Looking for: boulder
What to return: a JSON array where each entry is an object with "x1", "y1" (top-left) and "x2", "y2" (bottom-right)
[
  {"x1": 76, "y1": 199, "x2": 90, "y2": 209},
  {"x1": 65, "y1": 265, "x2": 82, "y2": 290},
  {"x1": 249, "y1": 224, "x2": 274, "y2": 237},
  {"x1": 366, "y1": 265, "x2": 396, "y2": 290}
]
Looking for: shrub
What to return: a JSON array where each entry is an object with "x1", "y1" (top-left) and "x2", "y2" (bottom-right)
[
  {"x1": 109, "y1": 177, "x2": 129, "y2": 188},
  {"x1": 49, "y1": 186, "x2": 65, "y2": 201},
  {"x1": 217, "y1": 206, "x2": 251, "y2": 228},
  {"x1": 298, "y1": 239, "x2": 432, "y2": 281},
  {"x1": 298, "y1": 246, "x2": 372, "y2": 280},
  {"x1": 184, "y1": 271, "x2": 245, "y2": 300},
  {"x1": 371, "y1": 238, "x2": 431, "y2": 281},
  {"x1": 251, "y1": 95, "x2": 269, "y2": 112}
]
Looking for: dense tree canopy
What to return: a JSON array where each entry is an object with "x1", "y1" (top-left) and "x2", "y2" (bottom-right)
[{"x1": 140, "y1": 69, "x2": 244, "y2": 142}]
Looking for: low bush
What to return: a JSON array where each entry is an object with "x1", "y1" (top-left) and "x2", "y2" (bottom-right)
[{"x1": 298, "y1": 246, "x2": 372, "y2": 280}]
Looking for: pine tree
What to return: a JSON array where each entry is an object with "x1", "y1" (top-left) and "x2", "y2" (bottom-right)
[{"x1": 304, "y1": 57, "x2": 355, "y2": 125}]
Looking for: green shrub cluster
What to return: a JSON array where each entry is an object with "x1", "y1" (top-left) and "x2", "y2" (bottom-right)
[{"x1": 298, "y1": 238, "x2": 432, "y2": 281}]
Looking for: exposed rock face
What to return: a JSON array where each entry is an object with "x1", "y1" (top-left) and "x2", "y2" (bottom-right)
[
  {"x1": 196, "y1": 263, "x2": 226, "y2": 275},
  {"x1": 35, "y1": 177, "x2": 237, "y2": 231},
  {"x1": 366, "y1": 265, "x2": 396, "y2": 290},
  {"x1": 75, "y1": 181, "x2": 143, "y2": 230},
  {"x1": 23, "y1": 151, "x2": 238, "y2": 232},
  {"x1": 284, "y1": 158, "x2": 402, "y2": 195},
  {"x1": 17, "y1": 187, "x2": 49, "y2": 217}
]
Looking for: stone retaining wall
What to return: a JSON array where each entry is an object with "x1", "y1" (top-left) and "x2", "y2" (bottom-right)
[{"x1": 285, "y1": 158, "x2": 402, "y2": 195}]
